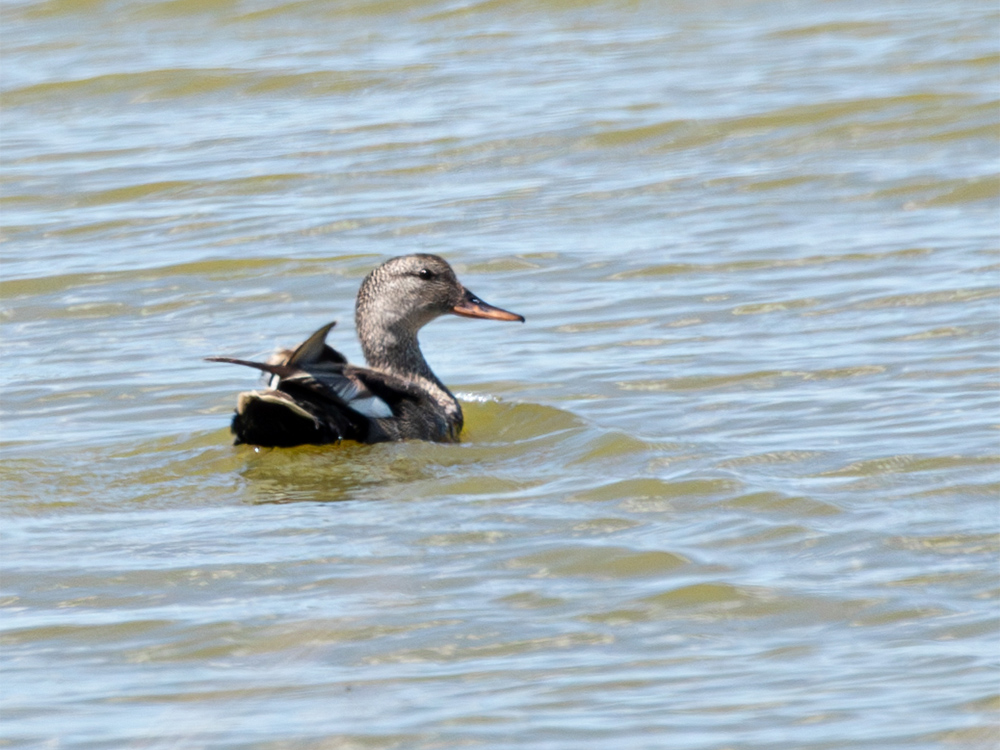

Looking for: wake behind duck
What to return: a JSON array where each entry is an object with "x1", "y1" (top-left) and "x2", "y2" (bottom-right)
[{"x1": 207, "y1": 254, "x2": 524, "y2": 447}]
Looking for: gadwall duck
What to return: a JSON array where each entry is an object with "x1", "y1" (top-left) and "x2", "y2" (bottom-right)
[{"x1": 207, "y1": 254, "x2": 524, "y2": 447}]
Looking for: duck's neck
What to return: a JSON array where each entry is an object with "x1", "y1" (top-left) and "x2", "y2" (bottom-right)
[
  {"x1": 357, "y1": 315, "x2": 458, "y2": 410},
  {"x1": 362, "y1": 326, "x2": 434, "y2": 382}
]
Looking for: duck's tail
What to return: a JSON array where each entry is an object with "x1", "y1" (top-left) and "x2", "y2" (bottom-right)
[{"x1": 228, "y1": 389, "x2": 343, "y2": 447}]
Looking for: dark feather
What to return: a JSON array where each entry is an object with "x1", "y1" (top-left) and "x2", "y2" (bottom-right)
[{"x1": 207, "y1": 324, "x2": 407, "y2": 444}]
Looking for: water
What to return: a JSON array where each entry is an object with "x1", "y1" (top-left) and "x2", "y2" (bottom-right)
[{"x1": 2, "y1": 0, "x2": 998, "y2": 747}]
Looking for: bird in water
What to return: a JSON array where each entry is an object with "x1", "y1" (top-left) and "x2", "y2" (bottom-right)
[{"x1": 207, "y1": 254, "x2": 524, "y2": 447}]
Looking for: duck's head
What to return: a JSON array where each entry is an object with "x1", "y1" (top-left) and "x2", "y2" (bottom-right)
[{"x1": 355, "y1": 254, "x2": 524, "y2": 336}]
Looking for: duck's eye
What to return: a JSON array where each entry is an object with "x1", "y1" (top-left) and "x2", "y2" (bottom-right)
[{"x1": 417, "y1": 268, "x2": 435, "y2": 281}]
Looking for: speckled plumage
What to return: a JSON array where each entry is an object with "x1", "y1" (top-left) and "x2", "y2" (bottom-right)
[{"x1": 208, "y1": 254, "x2": 523, "y2": 447}]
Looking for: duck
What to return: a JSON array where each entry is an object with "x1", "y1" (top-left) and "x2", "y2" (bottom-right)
[{"x1": 207, "y1": 254, "x2": 524, "y2": 447}]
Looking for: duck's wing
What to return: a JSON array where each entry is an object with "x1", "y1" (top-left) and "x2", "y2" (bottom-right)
[
  {"x1": 207, "y1": 323, "x2": 420, "y2": 446},
  {"x1": 206, "y1": 359, "x2": 382, "y2": 446},
  {"x1": 263, "y1": 321, "x2": 347, "y2": 388},
  {"x1": 206, "y1": 357, "x2": 403, "y2": 420},
  {"x1": 283, "y1": 321, "x2": 348, "y2": 367},
  {"x1": 337, "y1": 365, "x2": 437, "y2": 423},
  {"x1": 206, "y1": 358, "x2": 359, "y2": 446},
  {"x1": 276, "y1": 364, "x2": 406, "y2": 422}
]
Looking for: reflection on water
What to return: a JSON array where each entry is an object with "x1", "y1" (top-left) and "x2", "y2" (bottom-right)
[{"x1": 2, "y1": 0, "x2": 998, "y2": 747}]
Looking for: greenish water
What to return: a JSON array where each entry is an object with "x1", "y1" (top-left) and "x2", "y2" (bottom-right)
[{"x1": 2, "y1": 0, "x2": 998, "y2": 748}]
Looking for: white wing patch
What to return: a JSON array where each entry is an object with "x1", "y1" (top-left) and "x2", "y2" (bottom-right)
[
  {"x1": 348, "y1": 395, "x2": 394, "y2": 419},
  {"x1": 283, "y1": 367, "x2": 394, "y2": 420}
]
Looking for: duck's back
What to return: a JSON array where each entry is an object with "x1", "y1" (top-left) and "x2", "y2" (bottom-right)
[{"x1": 230, "y1": 366, "x2": 461, "y2": 447}]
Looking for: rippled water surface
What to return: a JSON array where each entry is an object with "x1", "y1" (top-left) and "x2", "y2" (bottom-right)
[{"x1": 2, "y1": 0, "x2": 998, "y2": 747}]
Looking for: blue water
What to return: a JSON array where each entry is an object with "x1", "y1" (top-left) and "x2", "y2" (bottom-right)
[{"x1": 2, "y1": 0, "x2": 998, "y2": 748}]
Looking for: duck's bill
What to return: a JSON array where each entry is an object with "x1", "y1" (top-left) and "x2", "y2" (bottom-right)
[{"x1": 452, "y1": 289, "x2": 525, "y2": 322}]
